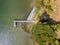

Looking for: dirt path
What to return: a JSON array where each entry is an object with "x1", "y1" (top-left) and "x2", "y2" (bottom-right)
[
  {"x1": 50, "y1": 0, "x2": 60, "y2": 22},
  {"x1": 50, "y1": 0, "x2": 60, "y2": 40}
]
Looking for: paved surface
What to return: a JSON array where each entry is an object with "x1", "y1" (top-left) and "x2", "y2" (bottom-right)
[
  {"x1": 14, "y1": 20, "x2": 35, "y2": 27},
  {"x1": 27, "y1": 7, "x2": 35, "y2": 20}
]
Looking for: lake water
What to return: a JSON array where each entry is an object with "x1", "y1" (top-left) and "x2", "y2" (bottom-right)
[{"x1": 0, "y1": 0, "x2": 33, "y2": 45}]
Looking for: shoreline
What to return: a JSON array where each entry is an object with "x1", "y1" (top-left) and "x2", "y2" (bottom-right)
[
  {"x1": 14, "y1": 7, "x2": 36, "y2": 27},
  {"x1": 27, "y1": 7, "x2": 35, "y2": 20}
]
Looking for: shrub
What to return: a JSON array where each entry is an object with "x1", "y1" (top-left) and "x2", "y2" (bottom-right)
[{"x1": 32, "y1": 22, "x2": 56, "y2": 45}]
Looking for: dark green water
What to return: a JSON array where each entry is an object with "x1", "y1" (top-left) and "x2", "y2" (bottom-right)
[{"x1": 0, "y1": 0, "x2": 33, "y2": 45}]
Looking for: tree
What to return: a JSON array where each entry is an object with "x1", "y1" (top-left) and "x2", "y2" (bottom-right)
[
  {"x1": 51, "y1": 24, "x2": 60, "y2": 30},
  {"x1": 32, "y1": 22, "x2": 56, "y2": 45},
  {"x1": 35, "y1": 0, "x2": 53, "y2": 15}
]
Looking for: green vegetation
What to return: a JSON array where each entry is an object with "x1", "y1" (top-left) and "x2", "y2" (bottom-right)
[
  {"x1": 35, "y1": 0, "x2": 53, "y2": 15},
  {"x1": 44, "y1": 0, "x2": 50, "y2": 6},
  {"x1": 51, "y1": 24, "x2": 60, "y2": 30},
  {"x1": 21, "y1": 0, "x2": 60, "y2": 45},
  {"x1": 35, "y1": 0, "x2": 45, "y2": 10},
  {"x1": 21, "y1": 23, "x2": 30, "y2": 33},
  {"x1": 46, "y1": 5, "x2": 53, "y2": 14},
  {"x1": 32, "y1": 22, "x2": 56, "y2": 45},
  {"x1": 21, "y1": 22, "x2": 35, "y2": 34},
  {"x1": 35, "y1": 0, "x2": 45, "y2": 15}
]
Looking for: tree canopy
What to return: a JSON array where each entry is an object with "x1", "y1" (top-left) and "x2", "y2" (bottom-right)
[{"x1": 32, "y1": 22, "x2": 56, "y2": 45}]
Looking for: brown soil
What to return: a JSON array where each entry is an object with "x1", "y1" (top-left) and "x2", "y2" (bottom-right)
[
  {"x1": 50, "y1": 0, "x2": 60, "y2": 40},
  {"x1": 50, "y1": 0, "x2": 60, "y2": 22}
]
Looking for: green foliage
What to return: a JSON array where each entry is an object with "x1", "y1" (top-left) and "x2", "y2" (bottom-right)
[
  {"x1": 46, "y1": 5, "x2": 53, "y2": 14},
  {"x1": 35, "y1": 0, "x2": 45, "y2": 15},
  {"x1": 35, "y1": 0, "x2": 53, "y2": 15},
  {"x1": 44, "y1": 0, "x2": 53, "y2": 14},
  {"x1": 51, "y1": 24, "x2": 60, "y2": 30},
  {"x1": 56, "y1": 24, "x2": 60, "y2": 29},
  {"x1": 32, "y1": 22, "x2": 56, "y2": 45},
  {"x1": 21, "y1": 23, "x2": 30, "y2": 33},
  {"x1": 35, "y1": 0, "x2": 45, "y2": 10},
  {"x1": 44, "y1": 0, "x2": 50, "y2": 6}
]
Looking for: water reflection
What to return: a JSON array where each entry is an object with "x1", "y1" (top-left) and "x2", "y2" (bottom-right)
[{"x1": 0, "y1": 0, "x2": 33, "y2": 45}]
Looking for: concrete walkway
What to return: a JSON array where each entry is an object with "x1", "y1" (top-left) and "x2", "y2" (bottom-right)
[
  {"x1": 14, "y1": 20, "x2": 35, "y2": 27},
  {"x1": 14, "y1": 7, "x2": 36, "y2": 27},
  {"x1": 27, "y1": 7, "x2": 35, "y2": 20}
]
